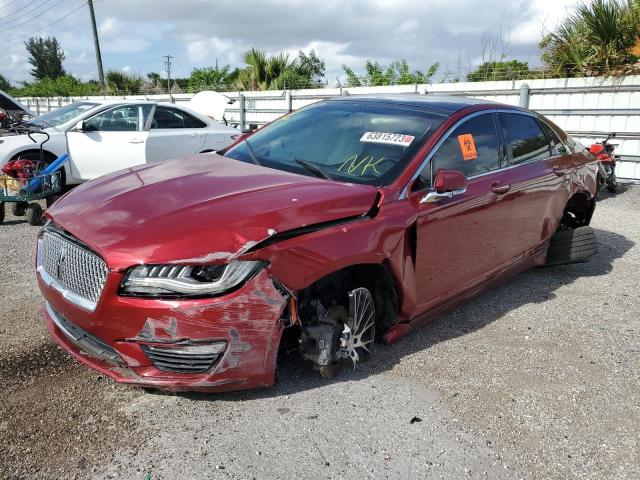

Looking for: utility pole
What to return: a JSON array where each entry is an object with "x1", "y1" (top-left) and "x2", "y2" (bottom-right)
[
  {"x1": 87, "y1": 0, "x2": 105, "y2": 90},
  {"x1": 164, "y1": 55, "x2": 173, "y2": 95}
]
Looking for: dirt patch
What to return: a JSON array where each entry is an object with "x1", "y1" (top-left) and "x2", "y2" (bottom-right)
[{"x1": 0, "y1": 340, "x2": 142, "y2": 479}]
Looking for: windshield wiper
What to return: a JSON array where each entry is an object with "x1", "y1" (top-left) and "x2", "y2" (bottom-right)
[
  {"x1": 243, "y1": 137, "x2": 262, "y2": 166},
  {"x1": 294, "y1": 158, "x2": 331, "y2": 180}
]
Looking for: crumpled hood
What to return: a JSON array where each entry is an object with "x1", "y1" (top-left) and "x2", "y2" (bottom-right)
[{"x1": 47, "y1": 154, "x2": 378, "y2": 269}]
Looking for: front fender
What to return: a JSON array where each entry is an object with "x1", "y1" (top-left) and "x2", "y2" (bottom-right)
[{"x1": 244, "y1": 200, "x2": 419, "y2": 318}]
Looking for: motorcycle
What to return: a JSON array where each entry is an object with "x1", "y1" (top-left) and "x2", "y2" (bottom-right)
[{"x1": 588, "y1": 133, "x2": 619, "y2": 194}]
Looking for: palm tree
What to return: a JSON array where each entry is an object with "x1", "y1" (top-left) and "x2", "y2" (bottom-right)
[
  {"x1": 106, "y1": 70, "x2": 143, "y2": 94},
  {"x1": 235, "y1": 48, "x2": 307, "y2": 90},
  {"x1": 540, "y1": 0, "x2": 640, "y2": 77}
]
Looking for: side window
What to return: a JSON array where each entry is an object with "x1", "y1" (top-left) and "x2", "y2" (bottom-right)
[
  {"x1": 84, "y1": 105, "x2": 140, "y2": 132},
  {"x1": 539, "y1": 120, "x2": 566, "y2": 155},
  {"x1": 412, "y1": 113, "x2": 500, "y2": 191},
  {"x1": 151, "y1": 107, "x2": 206, "y2": 129},
  {"x1": 499, "y1": 113, "x2": 550, "y2": 164}
]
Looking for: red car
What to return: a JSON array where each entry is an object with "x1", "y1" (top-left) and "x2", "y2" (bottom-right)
[{"x1": 36, "y1": 95, "x2": 598, "y2": 392}]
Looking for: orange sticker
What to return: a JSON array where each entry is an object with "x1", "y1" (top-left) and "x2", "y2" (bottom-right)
[{"x1": 457, "y1": 134, "x2": 478, "y2": 161}]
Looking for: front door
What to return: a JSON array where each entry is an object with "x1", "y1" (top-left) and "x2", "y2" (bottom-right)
[
  {"x1": 66, "y1": 104, "x2": 151, "y2": 180},
  {"x1": 409, "y1": 112, "x2": 516, "y2": 315}
]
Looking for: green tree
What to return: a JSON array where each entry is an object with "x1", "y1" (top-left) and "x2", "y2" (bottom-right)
[
  {"x1": 341, "y1": 60, "x2": 439, "y2": 87},
  {"x1": 24, "y1": 36, "x2": 66, "y2": 80},
  {"x1": 466, "y1": 60, "x2": 541, "y2": 81},
  {"x1": 235, "y1": 48, "x2": 326, "y2": 90},
  {"x1": 296, "y1": 49, "x2": 325, "y2": 86},
  {"x1": 105, "y1": 70, "x2": 143, "y2": 94},
  {"x1": 540, "y1": 0, "x2": 640, "y2": 77},
  {"x1": 187, "y1": 64, "x2": 238, "y2": 92},
  {"x1": 0, "y1": 74, "x2": 11, "y2": 91},
  {"x1": 9, "y1": 75, "x2": 101, "y2": 97}
]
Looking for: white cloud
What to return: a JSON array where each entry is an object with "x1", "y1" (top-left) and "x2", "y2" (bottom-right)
[
  {"x1": 510, "y1": 0, "x2": 578, "y2": 45},
  {"x1": 186, "y1": 37, "x2": 236, "y2": 63},
  {"x1": 99, "y1": 17, "x2": 122, "y2": 37},
  {"x1": 121, "y1": 65, "x2": 131, "y2": 72}
]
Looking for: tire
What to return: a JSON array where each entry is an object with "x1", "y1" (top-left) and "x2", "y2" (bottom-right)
[
  {"x1": 607, "y1": 176, "x2": 618, "y2": 194},
  {"x1": 25, "y1": 203, "x2": 43, "y2": 226},
  {"x1": 0, "y1": 202, "x2": 4, "y2": 224},
  {"x1": 11, "y1": 201, "x2": 27, "y2": 217},
  {"x1": 546, "y1": 226, "x2": 597, "y2": 266}
]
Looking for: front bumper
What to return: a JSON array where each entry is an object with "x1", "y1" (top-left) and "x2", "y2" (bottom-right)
[{"x1": 39, "y1": 269, "x2": 288, "y2": 392}]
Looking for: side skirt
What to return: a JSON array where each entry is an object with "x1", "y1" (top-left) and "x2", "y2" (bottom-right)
[{"x1": 383, "y1": 242, "x2": 549, "y2": 344}]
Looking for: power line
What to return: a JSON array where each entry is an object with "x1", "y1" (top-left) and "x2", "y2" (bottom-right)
[
  {"x1": 0, "y1": 0, "x2": 67, "y2": 33},
  {"x1": 0, "y1": 1, "x2": 86, "y2": 44},
  {"x1": 0, "y1": 0, "x2": 50, "y2": 27}
]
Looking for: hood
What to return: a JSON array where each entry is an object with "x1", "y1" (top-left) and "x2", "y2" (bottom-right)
[{"x1": 47, "y1": 154, "x2": 378, "y2": 269}]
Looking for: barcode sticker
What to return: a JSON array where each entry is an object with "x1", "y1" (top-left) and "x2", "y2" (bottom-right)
[{"x1": 360, "y1": 132, "x2": 415, "y2": 146}]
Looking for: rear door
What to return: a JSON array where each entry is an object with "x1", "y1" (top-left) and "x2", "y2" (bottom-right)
[
  {"x1": 497, "y1": 112, "x2": 573, "y2": 249},
  {"x1": 66, "y1": 104, "x2": 152, "y2": 180},
  {"x1": 145, "y1": 106, "x2": 207, "y2": 162}
]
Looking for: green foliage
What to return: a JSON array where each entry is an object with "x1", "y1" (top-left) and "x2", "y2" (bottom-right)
[
  {"x1": 187, "y1": 65, "x2": 239, "y2": 92},
  {"x1": 0, "y1": 74, "x2": 11, "y2": 91},
  {"x1": 105, "y1": 70, "x2": 144, "y2": 94},
  {"x1": 9, "y1": 75, "x2": 101, "y2": 97},
  {"x1": 296, "y1": 50, "x2": 325, "y2": 85},
  {"x1": 341, "y1": 60, "x2": 439, "y2": 87},
  {"x1": 235, "y1": 48, "x2": 326, "y2": 91},
  {"x1": 466, "y1": 60, "x2": 542, "y2": 81},
  {"x1": 540, "y1": 0, "x2": 640, "y2": 77},
  {"x1": 25, "y1": 37, "x2": 66, "y2": 80}
]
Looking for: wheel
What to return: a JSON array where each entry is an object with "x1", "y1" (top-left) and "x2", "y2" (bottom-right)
[
  {"x1": 344, "y1": 287, "x2": 376, "y2": 364},
  {"x1": 25, "y1": 203, "x2": 43, "y2": 226},
  {"x1": 546, "y1": 226, "x2": 597, "y2": 266},
  {"x1": 11, "y1": 201, "x2": 27, "y2": 217},
  {"x1": 607, "y1": 176, "x2": 618, "y2": 194},
  {"x1": 0, "y1": 202, "x2": 4, "y2": 224}
]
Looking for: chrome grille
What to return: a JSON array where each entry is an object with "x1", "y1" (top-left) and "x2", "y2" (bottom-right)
[{"x1": 38, "y1": 227, "x2": 108, "y2": 310}]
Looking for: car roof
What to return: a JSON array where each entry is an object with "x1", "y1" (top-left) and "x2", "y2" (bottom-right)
[{"x1": 328, "y1": 94, "x2": 510, "y2": 115}]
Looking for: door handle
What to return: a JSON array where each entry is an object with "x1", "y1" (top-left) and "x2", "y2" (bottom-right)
[
  {"x1": 552, "y1": 166, "x2": 566, "y2": 176},
  {"x1": 491, "y1": 182, "x2": 511, "y2": 194},
  {"x1": 129, "y1": 138, "x2": 144, "y2": 144}
]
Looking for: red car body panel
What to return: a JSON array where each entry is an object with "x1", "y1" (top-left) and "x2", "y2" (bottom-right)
[{"x1": 37, "y1": 98, "x2": 598, "y2": 392}]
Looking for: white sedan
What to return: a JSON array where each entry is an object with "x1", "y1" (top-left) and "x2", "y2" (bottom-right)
[{"x1": 0, "y1": 100, "x2": 239, "y2": 186}]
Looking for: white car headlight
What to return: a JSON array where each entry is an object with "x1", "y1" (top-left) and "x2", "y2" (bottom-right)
[{"x1": 120, "y1": 261, "x2": 266, "y2": 297}]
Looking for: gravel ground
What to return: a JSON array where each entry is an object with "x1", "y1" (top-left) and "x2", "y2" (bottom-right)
[{"x1": 0, "y1": 187, "x2": 638, "y2": 480}]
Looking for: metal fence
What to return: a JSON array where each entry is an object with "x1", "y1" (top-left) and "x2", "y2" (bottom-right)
[{"x1": 18, "y1": 75, "x2": 640, "y2": 182}]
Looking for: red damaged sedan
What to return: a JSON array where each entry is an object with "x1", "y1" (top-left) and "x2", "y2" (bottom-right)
[{"x1": 36, "y1": 95, "x2": 598, "y2": 392}]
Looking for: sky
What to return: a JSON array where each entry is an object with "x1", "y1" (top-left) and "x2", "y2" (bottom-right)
[{"x1": 0, "y1": 0, "x2": 581, "y2": 86}]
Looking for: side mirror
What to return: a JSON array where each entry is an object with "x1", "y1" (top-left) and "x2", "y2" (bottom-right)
[
  {"x1": 74, "y1": 120, "x2": 85, "y2": 132},
  {"x1": 421, "y1": 169, "x2": 467, "y2": 204}
]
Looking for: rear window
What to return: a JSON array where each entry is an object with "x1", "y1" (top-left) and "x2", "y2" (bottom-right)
[
  {"x1": 499, "y1": 113, "x2": 550, "y2": 165},
  {"x1": 224, "y1": 101, "x2": 446, "y2": 186}
]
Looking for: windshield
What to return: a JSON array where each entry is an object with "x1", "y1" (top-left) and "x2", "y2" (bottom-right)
[
  {"x1": 31, "y1": 102, "x2": 99, "y2": 127},
  {"x1": 224, "y1": 100, "x2": 446, "y2": 186}
]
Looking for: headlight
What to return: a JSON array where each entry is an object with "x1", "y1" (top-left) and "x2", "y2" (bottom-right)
[{"x1": 120, "y1": 260, "x2": 266, "y2": 297}]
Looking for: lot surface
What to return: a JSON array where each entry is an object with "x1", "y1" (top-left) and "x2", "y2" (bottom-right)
[{"x1": 0, "y1": 188, "x2": 638, "y2": 480}]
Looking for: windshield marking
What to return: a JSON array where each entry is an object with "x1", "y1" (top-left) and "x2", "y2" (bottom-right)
[{"x1": 338, "y1": 155, "x2": 385, "y2": 176}]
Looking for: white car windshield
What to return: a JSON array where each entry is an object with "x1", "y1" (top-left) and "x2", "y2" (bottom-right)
[{"x1": 30, "y1": 102, "x2": 99, "y2": 128}]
